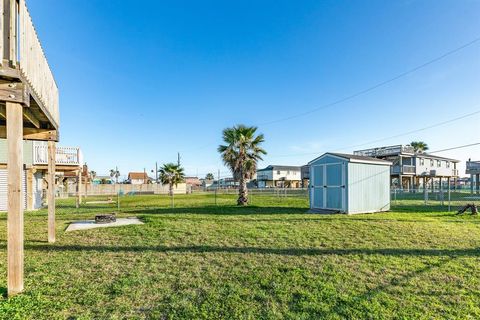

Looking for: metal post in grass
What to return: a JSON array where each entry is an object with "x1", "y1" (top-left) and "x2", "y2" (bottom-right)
[
  {"x1": 448, "y1": 177, "x2": 451, "y2": 212},
  {"x1": 215, "y1": 188, "x2": 217, "y2": 205},
  {"x1": 117, "y1": 190, "x2": 120, "y2": 212},
  {"x1": 423, "y1": 177, "x2": 427, "y2": 205}
]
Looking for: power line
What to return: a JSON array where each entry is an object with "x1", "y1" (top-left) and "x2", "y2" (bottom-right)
[
  {"x1": 267, "y1": 108, "x2": 480, "y2": 158},
  {"x1": 335, "y1": 109, "x2": 480, "y2": 151},
  {"x1": 257, "y1": 36, "x2": 480, "y2": 126},
  {"x1": 429, "y1": 142, "x2": 480, "y2": 154}
]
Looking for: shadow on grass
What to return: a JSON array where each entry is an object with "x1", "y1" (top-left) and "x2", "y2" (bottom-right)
[
  {"x1": 15, "y1": 244, "x2": 480, "y2": 257},
  {"x1": 126, "y1": 205, "x2": 309, "y2": 215},
  {"x1": 391, "y1": 204, "x2": 451, "y2": 213},
  {"x1": 332, "y1": 255, "x2": 454, "y2": 317}
]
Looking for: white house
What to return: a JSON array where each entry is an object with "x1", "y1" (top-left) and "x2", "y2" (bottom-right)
[
  {"x1": 257, "y1": 165, "x2": 302, "y2": 188},
  {"x1": 127, "y1": 172, "x2": 151, "y2": 185}
]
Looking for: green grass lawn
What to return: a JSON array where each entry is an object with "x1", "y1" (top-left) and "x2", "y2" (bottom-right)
[{"x1": 1, "y1": 193, "x2": 480, "y2": 319}]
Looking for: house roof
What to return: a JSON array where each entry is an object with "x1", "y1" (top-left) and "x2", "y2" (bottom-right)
[
  {"x1": 128, "y1": 172, "x2": 150, "y2": 180},
  {"x1": 415, "y1": 153, "x2": 460, "y2": 162},
  {"x1": 308, "y1": 153, "x2": 392, "y2": 165},
  {"x1": 258, "y1": 165, "x2": 302, "y2": 172}
]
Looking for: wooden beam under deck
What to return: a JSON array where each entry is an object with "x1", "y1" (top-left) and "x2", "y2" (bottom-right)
[
  {"x1": 0, "y1": 64, "x2": 59, "y2": 131},
  {"x1": 0, "y1": 125, "x2": 58, "y2": 141}
]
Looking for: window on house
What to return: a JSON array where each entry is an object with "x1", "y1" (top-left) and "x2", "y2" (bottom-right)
[
  {"x1": 437, "y1": 160, "x2": 441, "y2": 167},
  {"x1": 277, "y1": 170, "x2": 280, "y2": 175},
  {"x1": 420, "y1": 158, "x2": 424, "y2": 166},
  {"x1": 430, "y1": 159, "x2": 434, "y2": 166},
  {"x1": 287, "y1": 171, "x2": 290, "y2": 174},
  {"x1": 446, "y1": 161, "x2": 450, "y2": 168}
]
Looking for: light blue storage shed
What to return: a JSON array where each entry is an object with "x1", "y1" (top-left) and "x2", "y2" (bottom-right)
[{"x1": 308, "y1": 153, "x2": 392, "y2": 214}]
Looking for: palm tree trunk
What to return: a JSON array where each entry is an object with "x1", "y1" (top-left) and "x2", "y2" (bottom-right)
[
  {"x1": 169, "y1": 183, "x2": 174, "y2": 208},
  {"x1": 237, "y1": 176, "x2": 248, "y2": 206}
]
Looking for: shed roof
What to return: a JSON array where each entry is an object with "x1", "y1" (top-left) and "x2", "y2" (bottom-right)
[{"x1": 308, "y1": 153, "x2": 392, "y2": 166}]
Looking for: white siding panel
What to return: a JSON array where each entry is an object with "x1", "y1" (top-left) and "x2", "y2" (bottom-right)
[
  {"x1": 0, "y1": 169, "x2": 27, "y2": 211},
  {"x1": 347, "y1": 163, "x2": 390, "y2": 214}
]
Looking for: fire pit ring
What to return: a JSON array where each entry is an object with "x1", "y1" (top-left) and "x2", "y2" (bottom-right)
[{"x1": 95, "y1": 214, "x2": 117, "y2": 224}]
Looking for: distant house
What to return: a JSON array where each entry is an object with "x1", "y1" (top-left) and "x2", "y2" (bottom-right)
[
  {"x1": 301, "y1": 165, "x2": 310, "y2": 188},
  {"x1": 466, "y1": 159, "x2": 480, "y2": 194},
  {"x1": 257, "y1": 165, "x2": 302, "y2": 188},
  {"x1": 185, "y1": 176, "x2": 202, "y2": 188},
  {"x1": 354, "y1": 145, "x2": 460, "y2": 190},
  {"x1": 92, "y1": 176, "x2": 114, "y2": 185},
  {"x1": 201, "y1": 178, "x2": 215, "y2": 188},
  {"x1": 127, "y1": 172, "x2": 151, "y2": 185},
  {"x1": 218, "y1": 177, "x2": 239, "y2": 188}
]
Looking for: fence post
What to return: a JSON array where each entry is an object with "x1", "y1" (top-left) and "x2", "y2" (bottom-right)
[
  {"x1": 117, "y1": 190, "x2": 120, "y2": 212},
  {"x1": 215, "y1": 188, "x2": 217, "y2": 206},
  {"x1": 423, "y1": 178, "x2": 428, "y2": 205},
  {"x1": 448, "y1": 178, "x2": 451, "y2": 212}
]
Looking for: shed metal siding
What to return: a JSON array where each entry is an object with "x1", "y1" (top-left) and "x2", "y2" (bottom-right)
[{"x1": 347, "y1": 163, "x2": 390, "y2": 214}]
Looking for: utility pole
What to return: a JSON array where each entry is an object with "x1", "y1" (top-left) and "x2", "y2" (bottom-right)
[
  {"x1": 155, "y1": 162, "x2": 158, "y2": 183},
  {"x1": 143, "y1": 167, "x2": 147, "y2": 184},
  {"x1": 177, "y1": 152, "x2": 181, "y2": 166}
]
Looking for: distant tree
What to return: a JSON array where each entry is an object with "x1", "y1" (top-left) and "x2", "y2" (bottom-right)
[
  {"x1": 410, "y1": 141, "x2": 429, "y2": 153},
  {"x1": 159, "y1": 163, "x2": 185, "y2": 207},
  {"x1": 89, "y1": 170, "x2": 97, "y2": 181},
  {"x1": 205, "y1": 173, "x2": 215, "y2": 180},
  {"x1": 218, "y1": 125, "x2": 266, "y2": 206},
  {"x1": 110, "y1": 167, "x2": 120, "y2": 184}
]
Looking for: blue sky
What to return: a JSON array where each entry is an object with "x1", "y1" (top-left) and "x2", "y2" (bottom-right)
[{"x1": 30, "y1": 0, "x2": 480, "y2": 178}]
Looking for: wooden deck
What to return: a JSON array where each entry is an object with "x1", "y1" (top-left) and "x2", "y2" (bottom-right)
[{"x1": 0, "y1": 0, "x2": 59, "y2": 140}]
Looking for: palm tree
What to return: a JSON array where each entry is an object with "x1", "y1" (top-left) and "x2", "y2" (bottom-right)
[
  {"x1": 218, "y1": 125, "x2": 266, "y2": 206},
  {"x1": 159, "y1": 163, "x2": 185, "y2": 207},
  {"x1": 110, "y1": 167, "x2": 120, "y2": 184},
  {"x1": 205, "y1": 173, "x2": 215, "y2": 180},
  {"x1": 410, "y1": 141, "x2": 429, "y2": 153}
]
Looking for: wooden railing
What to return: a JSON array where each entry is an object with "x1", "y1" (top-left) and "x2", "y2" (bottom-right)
[
  {"x1": 0, "y1": 0, "x2": 59, "y2": 127},
  {"x1": 18, "y1": 0, "x2": 59, "y2": 127},
  {"x1": 33, "y1": 142, "x2": 82, "y2": 166}
]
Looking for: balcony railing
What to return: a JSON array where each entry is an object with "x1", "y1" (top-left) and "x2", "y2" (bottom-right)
[
  {"x1": 354, "y1": 145, "x2": 415, "y2": 157},
  {"x1": 0, "y1": 0, "x2": 59, "y2": 128},
  {"x1": 18, "y1": 0, "x2": 59, "y2": 127},
  {"x1": 33, "y1": 142, "x2": 82, "y2": 166},
  {"x1": 391, "y1": 165, "x2": 416, "y2": 175}
]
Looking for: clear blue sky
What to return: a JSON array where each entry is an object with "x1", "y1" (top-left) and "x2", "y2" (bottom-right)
[{"x1": 30, "y1": 0, "x2": 480, "y2": 178}]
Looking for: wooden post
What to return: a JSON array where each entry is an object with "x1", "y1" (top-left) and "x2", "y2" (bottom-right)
[
  {"x1": 47, "y1": 140, "x2": 56, "y2": 243},
  {"x1": 7, "y1": 102, "x2": 24, "y2": 296},
  {"x1": 26, "y1": 168, "x2": 34, "y2": 211}
]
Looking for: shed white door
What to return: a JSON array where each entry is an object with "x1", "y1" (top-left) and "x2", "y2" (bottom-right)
[
  {"x1": 311, "y1": 163, "x2": 345, "y2": 211},
  {"x1": 0, "y1": 169, "x2": 27, "y2": 211}
]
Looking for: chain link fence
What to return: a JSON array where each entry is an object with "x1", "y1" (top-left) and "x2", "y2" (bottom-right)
[{"x1": 53, "y1": 184, "x2": 480, "y2": 214}]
